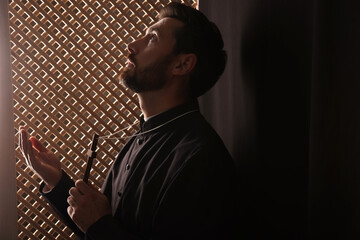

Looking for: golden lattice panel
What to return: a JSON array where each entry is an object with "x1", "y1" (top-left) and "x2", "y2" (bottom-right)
[{"x1": 9, "y1": 0, "x2": 198, "y2": 239}]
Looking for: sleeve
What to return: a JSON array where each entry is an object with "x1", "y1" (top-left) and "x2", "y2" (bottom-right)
[
  {"x1": 39, "y1": 171, "x2": 150, "y2": 240},
  {"x1": 39, "y1": 170, "x2": 85, "y2": 239},
  {"x1": 39, "y1": 137, "x2": 139, "y2": 240}
]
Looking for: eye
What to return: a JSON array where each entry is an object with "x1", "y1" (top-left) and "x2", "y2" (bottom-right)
[{"x1": 148, "y1": 33, "x2": 158, "y2": 42}]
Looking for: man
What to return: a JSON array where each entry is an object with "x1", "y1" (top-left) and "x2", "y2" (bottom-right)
[{"x1": 19, "y1": 3, "x2": 237, "y2": 239}]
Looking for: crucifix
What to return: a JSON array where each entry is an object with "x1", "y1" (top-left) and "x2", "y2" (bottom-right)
[{"x1": 83, "y1": 133, "x2": 99, "y2": 183}]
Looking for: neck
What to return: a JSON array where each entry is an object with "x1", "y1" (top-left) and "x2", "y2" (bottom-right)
[{"x1": 137, "y1": 90, "x2": 191, "y2": 120}]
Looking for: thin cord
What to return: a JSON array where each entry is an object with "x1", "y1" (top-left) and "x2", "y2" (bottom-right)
[
  {"x1": 99, "y1": 120, "x2": 139, "y2": 140},
  {"x1": 99, "y1": 110, "x2": 199, "y2": 140}
]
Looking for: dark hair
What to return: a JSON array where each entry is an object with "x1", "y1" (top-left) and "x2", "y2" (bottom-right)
[{"x1": 159, "y1": 3, "x2": 227, "y2": 98}]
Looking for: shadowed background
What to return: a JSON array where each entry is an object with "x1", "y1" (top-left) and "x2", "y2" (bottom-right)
[{"x1": 200, "y1": 0, "x2": 360, "y2": 239}]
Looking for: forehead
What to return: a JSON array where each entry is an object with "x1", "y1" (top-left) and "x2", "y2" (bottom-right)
[{"x1": 147, "y1": 17, "x2": 184, "y2": 38}]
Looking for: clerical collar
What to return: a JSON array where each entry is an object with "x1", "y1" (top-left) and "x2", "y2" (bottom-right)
[
  {"x1": 139, "y1": 100, "x2": 200, "y2": 133},
  {"x1": 84, "y1": 100, "x2": 200, "y2": 178}
]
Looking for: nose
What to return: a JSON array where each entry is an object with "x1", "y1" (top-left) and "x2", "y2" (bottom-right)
[
  {"x1": 127, "y1": 33, "x2": 148, "y2": 55},
  {"x1": 127, "y1": 41, "x2": 136, "y2": 55},
  {"x1": 127, "y1": 37, "x2": 141, "y2": 55}
]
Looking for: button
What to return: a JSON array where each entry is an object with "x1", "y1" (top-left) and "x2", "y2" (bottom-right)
[
  {"x1": 126, "y1": 164, "x2": 130, "y2": 170},
  {"x1": 117, "y1": 191, "x2": 122, "y2": 197},
  {"x1": 137, "y1": 138, "x2": 143, "y2": 145}
]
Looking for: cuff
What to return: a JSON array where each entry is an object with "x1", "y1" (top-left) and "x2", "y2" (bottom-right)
[{"x1": 39, "y1": 170, "x2": 74, "y2": 201}]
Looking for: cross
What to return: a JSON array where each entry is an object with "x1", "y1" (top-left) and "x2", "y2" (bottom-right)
[{"x1": 83, "y1": 133, "x2": 99, "y2": 183}]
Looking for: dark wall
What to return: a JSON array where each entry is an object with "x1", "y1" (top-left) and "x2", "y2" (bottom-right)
[
  {"x1": 239, "y1": 1, "x2": 311, "y2": 239},
  {"x1": 200, "y1": 0, "x2": 360, "y2": 239},
  {"x1": 308, "y1": 1, "x2": 360, "y2": 239}
]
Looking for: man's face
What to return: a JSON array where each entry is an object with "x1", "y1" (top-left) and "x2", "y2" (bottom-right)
[{"x1": 120, "y1": 17, "x2": 183, "y2": 93}]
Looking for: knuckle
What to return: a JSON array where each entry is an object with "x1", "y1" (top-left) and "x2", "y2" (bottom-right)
[
  {"x1": 75, "y1": 179, "x2": 83, "y2": 186},
  {"x1": 67, "y1": 206, "x2": 73, "y2": 217},
  {"x1": 69, "y1": 187, "x2": 76, "y2": 195}
]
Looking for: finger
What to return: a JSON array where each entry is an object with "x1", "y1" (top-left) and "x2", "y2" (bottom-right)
[
  {"x1": 67, "y1": 196, "x2": 78, "y2": 207},
  {"x1": 26, "y1": 140, "x2": 42, "y2": 170},
  {"x1": 30, "y1": 137, "x2": 48, "y2": 153},
  {"x1": 75, "y1": 180, "x2": 93, "y2": 195},
  {"x1": 18, "y1": 126, "x2": 24, "y2": 153},
  {"x1": 19, "y1": 126, "x2": 26, "y2": 137},
  {"x1": 19, "y1": 129, "x2": 38, "y2": 165},
  {"x1": 69, "y1": 187, "x2": 83, "y2": 199},
  {"x1": 24, "y1": 139, "x2": 32, "y2": 166},
  {"x1": 67, "y1": 206, "x2": 74, "y2": 218},
  {"x1": 22, "y1": 137, "x2": 32, "y2": 167},
  {"x1": 19, "y1": 127, "x2": 28, "y2": 156}
]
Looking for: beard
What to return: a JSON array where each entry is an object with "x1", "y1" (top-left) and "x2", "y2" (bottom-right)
[{"x1": 120, "y1": 54, "x2": 174, "y2": 93}]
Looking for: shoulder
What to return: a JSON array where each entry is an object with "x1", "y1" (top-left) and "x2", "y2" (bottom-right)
[
  {"x1": 172, "y1": 112, "x2": 234, "y2": 171},
  {"x1": 177, "y1": 112, "x2": 230, "y2": 154}
]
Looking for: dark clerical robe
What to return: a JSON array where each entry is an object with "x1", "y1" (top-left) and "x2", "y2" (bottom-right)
[{"x1": 40, "y1": 100, "x2": 238, "y2": 239}]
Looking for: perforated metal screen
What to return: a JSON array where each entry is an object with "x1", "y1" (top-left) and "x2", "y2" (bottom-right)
[{"x1": 9, "y1": 0, "x2": 198, "y2": 239}]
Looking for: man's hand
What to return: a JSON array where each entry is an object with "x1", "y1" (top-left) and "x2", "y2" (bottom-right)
[
  {"x1": 18, "y1": 126, "x2": 62, "y2": 191},
  {"x1": 67, "y1": 180, "x2": 112, "y2": 233}
]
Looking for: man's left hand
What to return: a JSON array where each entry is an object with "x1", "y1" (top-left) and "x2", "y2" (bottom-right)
[{"x1": 67, "y1": 180, "x2": 112, "y2": 233}]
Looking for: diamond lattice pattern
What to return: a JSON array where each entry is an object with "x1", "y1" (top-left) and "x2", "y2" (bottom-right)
[{"x1": 9, "y1": 0, "x2": 198, "y2": 239}]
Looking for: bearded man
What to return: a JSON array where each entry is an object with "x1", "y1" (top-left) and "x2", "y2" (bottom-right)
[{"x1": 19, "y1": 3, "x2": 237, "y2": 239}]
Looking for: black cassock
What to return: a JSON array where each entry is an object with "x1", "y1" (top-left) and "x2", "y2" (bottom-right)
[{"x1": 40, "y1": 100, "x2": 238, "y2": 240}]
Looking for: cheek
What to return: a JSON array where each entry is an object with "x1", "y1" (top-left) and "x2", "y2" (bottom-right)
[
  {"x1": 137, "y1": 46, "x2": 165, "y2": 65},
  {"x1": 137, "y1": 53, "x2": 154, "y2": 67}
]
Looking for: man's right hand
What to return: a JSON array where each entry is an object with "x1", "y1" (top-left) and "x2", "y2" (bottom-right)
[{"x1": 19, "y1": 126, "x2": 62, "y2": 191}]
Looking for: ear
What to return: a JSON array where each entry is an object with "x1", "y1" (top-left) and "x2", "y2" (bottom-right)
[{"x1": 172, "y1": 53, "x2": 197, "y2": 76}]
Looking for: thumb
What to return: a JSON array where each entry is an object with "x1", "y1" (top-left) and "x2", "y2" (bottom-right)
[{"x1": 29, "y1": 137, "x2": 48, "y2": 153}]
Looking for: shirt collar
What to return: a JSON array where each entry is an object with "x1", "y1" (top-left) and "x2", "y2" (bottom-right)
[{"x1": 139, "y1": 99, "x2": 200, "y2": 133}]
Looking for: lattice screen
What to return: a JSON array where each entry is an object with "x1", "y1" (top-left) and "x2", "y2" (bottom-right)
[{"x1": 9, "y1": 0, "x2": 198, "y2": 239}]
